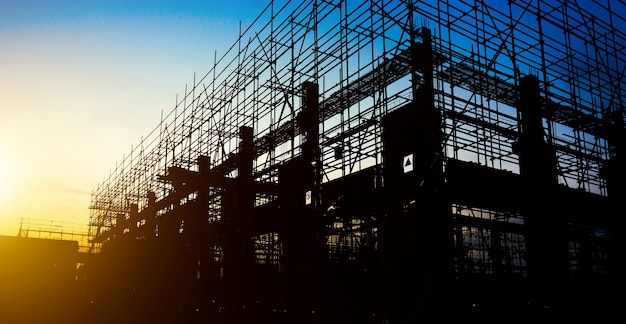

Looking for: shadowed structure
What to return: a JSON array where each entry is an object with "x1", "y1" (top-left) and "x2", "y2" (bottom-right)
[{"x1": 30, "y1": 0, "x2": 622, "y2": 323}]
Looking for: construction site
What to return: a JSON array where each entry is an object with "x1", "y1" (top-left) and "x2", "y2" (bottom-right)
[{"x1": 15, "y1": 0, "x2": 621, "y2": 323}]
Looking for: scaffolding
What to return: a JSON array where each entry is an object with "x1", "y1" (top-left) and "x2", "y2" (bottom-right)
[
  {"x1": 85, "y1": 0, "x2": 623, "y2": 322},
  {"x1": 17, "y1": 217, "x2": 90, "y2": 252}
]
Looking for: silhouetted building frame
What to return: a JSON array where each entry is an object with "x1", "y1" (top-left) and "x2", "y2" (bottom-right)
[{"x1": 85, "y1": 1, "x2": 622, "y2": 323}]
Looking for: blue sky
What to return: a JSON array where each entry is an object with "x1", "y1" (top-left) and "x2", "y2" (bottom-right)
[{"x1": 0, "y1": 0, "x2": 269, "y2": 235}]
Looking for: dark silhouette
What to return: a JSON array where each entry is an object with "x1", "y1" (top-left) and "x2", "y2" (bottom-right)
[{"x1": 6, "y1": 0, "x2": 622, "y2": 323}]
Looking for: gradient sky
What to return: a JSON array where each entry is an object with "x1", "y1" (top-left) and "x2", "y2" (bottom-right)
[{"x1": 0, "y1": 0, "x2": 268, "y2": 236}]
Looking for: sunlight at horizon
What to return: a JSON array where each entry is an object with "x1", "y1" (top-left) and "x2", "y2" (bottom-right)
[{"x1": 0, "y1": 0, "x2": 267, "y2": 236}]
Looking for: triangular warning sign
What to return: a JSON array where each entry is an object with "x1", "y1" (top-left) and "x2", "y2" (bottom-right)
[{"x1": 403, "y1": 154, "x2": 414, "y2": 173}]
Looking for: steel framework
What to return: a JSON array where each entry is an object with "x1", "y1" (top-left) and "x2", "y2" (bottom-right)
[{"x1": 85, "y1": 0, "x2": 624, "y2": 322}]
